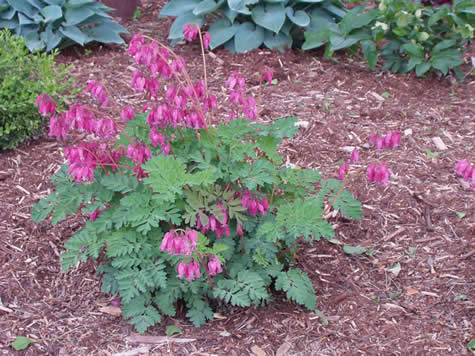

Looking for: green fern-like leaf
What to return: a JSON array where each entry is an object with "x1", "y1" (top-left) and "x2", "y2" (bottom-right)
[
  {"x1": 214, "y1": 270, "x2": 269, "y2": 307},
  {"x1": 185, "y1": 298, "x2": 214, "y2": 327},
  {"x1": 100, "y1": 172, "x2": 138, "y2": 193},
  {"x1": 275, "y1": 269, "x2": 316, "y2": 310},
  {"x1": 130, "y1": 306, "x2": 162, "y2": 334},
  {"x1": 323, "y1": 179, "x2": 362, "y2": 220}
]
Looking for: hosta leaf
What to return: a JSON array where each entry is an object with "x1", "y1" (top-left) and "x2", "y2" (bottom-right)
[
  {"x1": 159, "y1": 0, "x2": 201, "y2": 17},
  {"x1": 223, "y1": 6, "x2": 238, "y2": 22},
  {"x1": 285, "y1": 7, "x2": 310, "y2": 27},
  {"x1": 18, "y1": 13, "x2": 35, "y2": 25},
  {"x1": 251, "y1": 4, "x2": 286, "y2": 33},
  {"x1": 263, "y1": 29, "x2": 292, "y2": 52},
  {"x1": 6, "y1": 0, "x2": 36, "y2": 17},
  {"x1": 234, "y1": 21, "x2": 264, "y2": 53},
  {"x1": 227, "y1": 0, "x2": 256, "y2": 15},
  {"x1": 208, "y1": 18, "x2": 239, "y2": 50},
  {"x1": 44, "y1": 0, "x2": 66, "y2": 5},
  {"x1": 0, "y1": 7, "x2": 16, "y2": 20},
  {"x1": 59, "y1": 25, "x2": 88, "y2": 45},
  {"x1": 41, "y1": 5, "x2": 63, "y2": 23},
  {"x1": 64, "y1": 6, "x2": 94, "y2": 25},
  {"x1": 83, "y1": 24, "x2": 125, "y2": 44},
  {"x1": 193, "y1": 0, "x2": 224, "y2": 16}
]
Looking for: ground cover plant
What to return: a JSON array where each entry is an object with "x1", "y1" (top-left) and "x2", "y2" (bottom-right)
[
  {"x1": 0, "y1": 29, "x2": 74, "y2": 150},
  {"x1": 1, "y1": 1, "x2": 473, "y2": 354},
  {"x1": 302, "y1": 0, "x2": 474, "y2": 79},
  {"x1": 0, "y1": 0, "x2": 128, "y2": 52},
  {"x1": 31, "y1": 30, "x2": 363, "y2": 333},
  {"x1": 158, "y1": 0, "x2": 347, "y2": 52}
]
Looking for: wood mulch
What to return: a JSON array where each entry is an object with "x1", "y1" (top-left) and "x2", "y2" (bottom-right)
[{"x1": 1, "y1": 1, "x2": 474, "y2": 355}]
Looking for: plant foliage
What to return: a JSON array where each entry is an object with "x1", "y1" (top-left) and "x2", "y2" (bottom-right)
[
  {"x1": 0, "y1": 0, "x2": 128, "y2": 52},
  {"x1": 303, "y1": 0, "x2": 474, "y2": 79},
  {"x1": 0, "y1": 29, "x2": 74, "y2": 150},
  {"x1": 31, "y1": 34, "x2": 362, "y2": 333},
  {"x1": 159, "y1": 0, "x2": 347, "y2": 52}
]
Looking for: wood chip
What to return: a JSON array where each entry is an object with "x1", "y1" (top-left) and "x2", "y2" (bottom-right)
[
  {"x1": 406, "y1": 287, "x2": 419, "y2": 296},
  {"x1": 0, "y1": 305, "x2": 13, "y2": 313},
  {"x1": 294, "y1": 120, "x2": 310, "y2": 128},
  {"x1": 369, "y1": 91, "x2": 386, "y2": 101},
  {"x1": 251, "y1": 345, "x2": 266, "y2": 356},
  {"x1": 432, "y1": 137, "x2": 447, "y2": 150},
  {"x1": 276, "y1": 342, "x2": 291, "y2": 356},
  {"x1": 112, "y1": 346, "x2": 150, "y2": 356},
  {"x1": 99, "y1": 306, "x2": 122, "y2": 317},
  {"x1": 126, "y1": 335, "x2": 196, "y2": 344},
  {"x1": 421, "y1": 291, "x2": 439, "y2": 298}
]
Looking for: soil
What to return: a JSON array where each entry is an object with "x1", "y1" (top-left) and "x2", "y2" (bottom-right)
[{"x1": 1, "y1": 1, "x2": 474, "y2": 355}]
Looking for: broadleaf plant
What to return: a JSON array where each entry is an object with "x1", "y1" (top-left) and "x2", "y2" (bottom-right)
[
  {"x1": 0, "y1": 0, "x2": 128, "y2": 52},
  {"x1": 159, "y1": 0, "x2": 347, "y2": 52},
  {"x1": 303, "y1": 0, "x2": 474, "y2": 80},
  {"x1": 31, "y1": 30, "x2": 362, "y2": 333}
]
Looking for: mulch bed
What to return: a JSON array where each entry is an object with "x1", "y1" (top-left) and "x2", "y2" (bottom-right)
[{"x1": 1, "y1": 1, "x2": 474, "y2": 355}]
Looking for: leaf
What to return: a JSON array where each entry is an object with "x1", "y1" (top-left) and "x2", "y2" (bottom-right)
[
  {"x1": 285, "y1": 7, "x2": 310, "y2": 27},
  {"x1": 343, "y1": 245, "x2": 367, "y2": 255},
  {"x1": 302, "y1": 29, "x2": 331, "y2": 50},
  {"x1": 64, "y1": 6, "x2": 94, "y2": 25},
  {"x1": 361, "y1": 40, "x2": 377, "y2": 68},
  {"x1": 455, "y1": 211, "x2": 466, "y2": 219},
  {"x1": 234, "y1": 21, "x2": 264, "y2": 53},
  {"x1": 193, "y1": 0, "x2": 224, "y2": 16},
  {"x1": 159, "y1": 0, "x2": 202, "y2": 17},
  {"x1": 227, "y1": 0, "x2": 257, "y2": 15},
  {"x1": 59, "y1": 25, "x2": 89, "y2": 45},
  {"x1": 40, "y1": 5, "x2": 63, "y2": 22},
  {"x1": 263, "y1": 29, "x2": 292, "y2": 52},
  {"x1": 388, "y1": 262, "x2": 401, "y2": 277},
  {"x1": 431, "y1": 49, "x2": 464, "y2": 75},
  {"x1": 166, "y1": 325, "x2": 183, "y2": 337},
  {"x1": 82, "y1": 23, "x2": 126, "y2": 44},
  {"x1": 275, "y1": 269, "x2": 316, "y2": 310},
  {"x1": 11, "y1": 336, "x2": 37, "y2": 351},
  {"x1": 425, "y1": 149, "x2": 440, "y2": 158},
  {"x1": 467, "y1": 338, "x2": 475, "y2": 353},
  {"x1": 251, "y1": 4, "x2": 286, "y2": 33},
  {"x1": 415, "y1": 62, "x2": 431, "y2": 77},
  {"x1": 208, "y1": 18, "x2": 239, "y2": 50}
]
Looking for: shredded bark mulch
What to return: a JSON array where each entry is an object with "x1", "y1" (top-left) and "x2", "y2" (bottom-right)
[{"x1": 1, "y1": 1, "x2": 474, "y2": 355}]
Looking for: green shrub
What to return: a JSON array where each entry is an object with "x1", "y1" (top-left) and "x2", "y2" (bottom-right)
[
  {"x1": 159, "y1": 0, "x2": 347, "y2": 52},
  {"x1": 0, "y1": 0, "x2": 128, "y2": 52},
  {"x1": 0, "y1": 29, "x2": 75, "y2": 150},
  {"x1": 303, "y1": 0, "x2": 474, "y2": 79}
]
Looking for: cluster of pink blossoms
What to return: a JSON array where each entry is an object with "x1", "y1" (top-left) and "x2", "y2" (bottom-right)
[
  {"x1": 455, "y1": 160, "x2": 475, "y2": 188},
  {"x1": 208, "y1": 256, "x2": 222, "y2": 276},
  {"x1": 367, "y1": 162, "x2": 390, "y2": 185},
  {"x1": 160, "y1": 229, "x2": 198, "y2": 256},
  {"x1": 85, "y1": 80, "x2": 109, "y2": 108},
  {"x1": 182, "y1": 23, "x2": 210, "y2": 50},
  {"x1": 238, "y1": 190, "x2": 269, "y2": 216},
  {"x1": 64, "y1": 143, "x2": 122, "y2": 182},
  {"x1": 196, "y1": 204, "x2": 230, "y2": 238},
  {"x1": 35, "y1": 94, "x2": 56, "y2": 116},
  {"x1": 338, "y1": 148, "x2": 358, "y2": 181},
  {"x1": 177, "y1": 260, "x2": 201, "y2": 281},
  {"x1": 370, "y1": 131, "x2": 401, "y2": 150},
  {"x1": 226, "y1": 71, "x2": 258, "y2": 120}
]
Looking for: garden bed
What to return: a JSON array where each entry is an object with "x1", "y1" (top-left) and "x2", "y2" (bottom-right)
[{"x1": 0, "y1": 1, "x2": 474, "y2": 355}]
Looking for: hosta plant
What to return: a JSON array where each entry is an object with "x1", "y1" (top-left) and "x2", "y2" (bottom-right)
[
  {"x1": 31, "y1": 31, "x2": 362, "y2": 333},
  {"x1": 159, "y1": 0, "x2": 347, "y2": 52},
  {"x1": 0, "y1": 0, "x2": 128, "y2": 52},
  {"x1": 303, "y1": 0, "x2": 474, "y2": 79}
]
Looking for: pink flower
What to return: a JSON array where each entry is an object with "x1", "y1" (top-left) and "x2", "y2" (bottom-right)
[
  {"x1": 263, "y1": 66, "x2": 274, "y2": 85},
  {"x1": 243, "y1": 97, "x2": 257, "y2": 120},
  {"x1": 203, "y1": 32, "x2": 211, "y2": 50},
  {"x1": 48, "y1": 114, "x2": 68, "y2": 141},
  {"x1": 391, "y1": 131, "x2": 401, "y2": 148},
  {"x1": 85, "y1": 80, "x2": 108, "y2": 108},
  {"x1": 338, "y1": 163, "x2": 349, "y2": 181},
  {"x1": 370, "y1": 133, "x2": 377, "y2": 145},
  {"x1": 350, "y1": 148, "x2": 359, "y2": 163},
  {"x1": 149, "y1": 128, "x2": 164, "y2": 148},
  {"x1": 455, "y1": 160, "x2": 471, "y2": 176},
  {"x1": 208, "y1": 256, "x2": 223, "y2": 276},
  {"x1": 367, "y1": 162, "x2": 376, "y2": 182},
  {"x1": 183, "y1": 23, "x2": 199, "y2": 41},
  {"x1": 35, "y1": 94, "x2": 56, "y2": 116},
  {"x1": 236, "y1": 223, "x2": 244, "y2": 237},
  {"x1": 88, "y1": 206, "x2": 107, "y2": 221},
  {"x1": 177, "y1": 262, "x2": 187, "y2": 279},
  {"x1": 376, "y1": 136, "x2": 384, "y2": 150},
  {"x1": 121, "y1": 106, "x2": 135, "y2": 123},
  {"x1": 375, "y1": 163, "x2": 390, "y2": 185}
]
